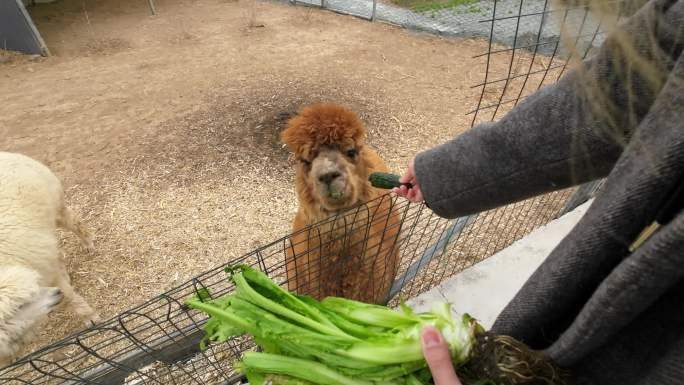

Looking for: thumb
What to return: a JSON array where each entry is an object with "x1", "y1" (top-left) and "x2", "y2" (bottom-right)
[
  {"x1": 421, "y1": 326, "x2": 462, "y2": 385},
  {"x1": 399, "y1": 169, "x2": 414, "y2": 184},
  {"x1": 399, "y1": 158, "x2": 416, "y2": 184}
]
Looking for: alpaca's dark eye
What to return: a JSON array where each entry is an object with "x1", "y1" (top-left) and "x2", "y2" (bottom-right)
[
  {"x1": 299, "y1": 158, "x2": 311, "y2": 166},
  {"x1": 346, "y1": 149, "x2": 358, "y2": 158}
]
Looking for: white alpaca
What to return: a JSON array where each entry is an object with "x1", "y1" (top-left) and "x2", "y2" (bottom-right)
[{"x1": 0, "y1": 152, "x2": 99, "y2": 368}]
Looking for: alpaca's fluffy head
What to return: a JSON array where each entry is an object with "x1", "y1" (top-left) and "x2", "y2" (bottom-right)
[
  {"x1": 0, "y1": 266, "x2": 62, "y2": 368},
  {"x1": 282, "y1": 103, "x2": 377, "y2": 213}
]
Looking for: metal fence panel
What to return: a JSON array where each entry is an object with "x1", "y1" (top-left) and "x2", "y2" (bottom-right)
[
  {"x1": 0, "y1": 0, "x2": 611, "y2": 382},
  {"x1": 0, "y1": 189, "x2": 573, "y2": 384}
]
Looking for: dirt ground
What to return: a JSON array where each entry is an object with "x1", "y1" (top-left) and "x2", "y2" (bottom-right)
[{"x1": 0, "y1": 0, "x2": 559, "y2": 357}]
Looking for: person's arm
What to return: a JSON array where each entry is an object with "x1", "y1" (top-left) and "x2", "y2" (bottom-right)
[
  {"x1": 410, "y1": 0, "x2": 674, "y2": 218},
  {"x1": 414, "y1": 101, "x2": 620, "y2": 218},
  {"x1": 415, "y1": 70, "x2": 625, "y2": 218}
]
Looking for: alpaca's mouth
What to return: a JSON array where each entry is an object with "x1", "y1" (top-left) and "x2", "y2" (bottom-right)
[
  {"x1": 322, "y1": 199, "x2": 355, "y2": 213},
  {"x1": 328, "y1": 187, "x2": 344, "y2": 200},
  {"x1": 321, "y1": 186, "x2": 356, "y2": 211},
  {"x1": 329, "y1": 191, "x2": 344, "y2": 200},
  {"x1": 322, "y1": 178, "x2": 348, "y2": 202},
  {"x1": 324, "y1": 192, "x2": 348, "y2": 208}
]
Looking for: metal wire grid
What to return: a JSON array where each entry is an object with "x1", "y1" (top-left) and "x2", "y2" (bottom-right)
[
  {"x1": 0, "y1": 187, "x2": 574, "y2": 385},
  {"x1": 281, "y1": 0, "x2": 619, "y2": 126},
  {"x1": 469, "y1": 0, "x2": 625, "y2": 126},
  {"x1": 2, "y1": 1, "x2": 610, "y2": 382}
]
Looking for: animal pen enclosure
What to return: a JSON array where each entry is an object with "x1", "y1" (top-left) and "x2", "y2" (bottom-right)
[
  {"x1": 0, "y1": 0, "x2": 611, "y2": 383},
  {"x1": 0, "y1": 191, "x2": 577, "y2": 385}
]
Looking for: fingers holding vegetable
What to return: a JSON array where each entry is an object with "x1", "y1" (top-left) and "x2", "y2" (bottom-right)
[
  {"x1": 368, "y1": 158, "x2": 425, "y2": 203},
  {"x1": 393, "y1": 158, "x2": 424, "y2": 203},
  {"x1": 399, "y1": 158, "x2": 417, "y2": 185},
  {"x1": 421, "y1": 326, "x2": 462, "y2": 385},
  {"x1": 401, "y1": 183, "x2": 424, "y2": 203}
]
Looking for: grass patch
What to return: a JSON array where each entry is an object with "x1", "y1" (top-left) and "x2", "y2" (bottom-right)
[{"x1": 392, "y1": 0, "x2": 479, "y2": 13}]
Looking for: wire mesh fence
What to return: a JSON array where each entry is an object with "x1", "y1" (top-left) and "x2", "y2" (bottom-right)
[
  {"x1": 283, "y1": 0, "x2": 616, "y2": 125},
  {"x1": 467, "y1": 0, "x2": 626, "y2": 125},
  {"x1": 285, "y1": 0, "x2": 609, "y2": 51},
  {"x1": 0, "y1": 188, "x2": 575, "y2": 385},
  {"x1": 0, "y1": 0, "x2": 613, "y2": 383}
]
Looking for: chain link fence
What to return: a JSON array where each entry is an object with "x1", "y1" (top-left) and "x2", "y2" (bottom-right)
[
  {"x1": 285, "y1": 0, "x2": 615, "y2": 124},
  {"x1": 288, "y1": 0, "x2": 606, "y2": 50}
]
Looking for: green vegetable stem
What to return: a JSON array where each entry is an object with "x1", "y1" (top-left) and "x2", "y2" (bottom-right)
[{"x1": 186, "y1": 265, "x2": 566, "y2": 385}]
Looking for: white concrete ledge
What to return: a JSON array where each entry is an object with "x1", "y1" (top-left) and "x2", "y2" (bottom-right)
[{"x1": 405, "y1": 199, "x2": 594, "y2": 329}]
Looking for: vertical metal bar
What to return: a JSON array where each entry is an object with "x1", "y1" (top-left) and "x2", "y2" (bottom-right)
[
  {"x1": 148, "y1": 0, "x2": 157, "y2": 15},
  {"x1": 371, "y1": 0, "x2": 378, "y2": 21},
  {"x1": 503, "y1": 0, "x2": 553, "y2": 108},
  {"x1": 533, "y1": 13, "x2": 566, "y2": 90},
  {"x1": 490, "y1": 0, "x2": 528, "y2": 120},
  {"x1": 388, "y1": 214, "x2": 476, "y2": 299},
  {"x1": 556, "y1": 179, "x2": 603, "y2": 217},
  {"x1": 14, "y1": 0, "x2": 51, "y2": 56},
  {"x1": 470, "y1": 0, "x2": 499, "y2": 127}
]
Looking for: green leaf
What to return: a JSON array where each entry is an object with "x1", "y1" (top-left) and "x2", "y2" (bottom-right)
[
  {"x1": 237, "y1": 265, "x2": 340, "y2": 330},
  {"x1": 405, "y1": 373, "x2": 428, "y2": 385},
  {"x1": 339, "y1": 339, "x2": 424, "y2": 365},
  {"x1": 321, "y1": 297, "x2": 419, "y2": 328},
  {"x1": 265, "y1": 374, "x2": 318, "y2": 385},
  {"x1": 228, "y1": 296, "x2": 354, "y2": 353},
  {"x1": 398, "y1": 298, "x2": 415, "y2": 317},
  {"x1": 189, "y1": 264, "x2": 484, "y2": 384},
  {"x1": 232, "y1": 269, "x2": 355, "y2": 341},
  {"x1": 335, "y1": 360, "x2": 427, "y2": 381},
  {"x1": 242, "y1": 352, "x2": 375, "y2": 385},
  {"x1": 297, "y1": 295, "x2": 386, "y2": 339},
  {"x1": 195, "y1": 288, "x2": 212, "y2": 302}
]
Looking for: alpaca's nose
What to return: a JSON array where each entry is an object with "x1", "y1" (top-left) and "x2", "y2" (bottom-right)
[{"x1": 319, "y1": 171, "x2": 341, "y2": 185}]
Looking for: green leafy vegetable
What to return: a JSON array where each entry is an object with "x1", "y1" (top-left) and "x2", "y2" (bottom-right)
[{"x1": 186, "y1": 265, "x2": 565, "y2": 385}]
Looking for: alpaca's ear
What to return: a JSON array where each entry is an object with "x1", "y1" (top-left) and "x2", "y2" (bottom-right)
[
  {"x1": 346, "y1": 114, "x2": 366, "y2": 146},
  {"x1": 355, "y1": 131, "x2": 367, "y2": 146},
  {"x1": 282, "y1": 113, "x2": 316, "y2": 159},
  {"x1": 281, "y1": 117, "x2": 302, "y2": 154}
]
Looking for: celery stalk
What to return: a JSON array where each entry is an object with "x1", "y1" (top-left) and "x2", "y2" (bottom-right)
[
  {"x1": 321, "y1": 297, "x2": 419, "y2": 328},
  {"x1": 241, "y1": 352, "x2": 375, "y2": 385},
  {"x1": 232, "y1": 271, "x2": 355, "y2": 341},
  {"x1": 187, "y1": 265, "x2": 483, "y2": 385}
]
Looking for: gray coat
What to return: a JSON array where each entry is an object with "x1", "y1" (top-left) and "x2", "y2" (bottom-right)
[{"x1": 413, "y1": 0, "x2": 683, "y2": 383}]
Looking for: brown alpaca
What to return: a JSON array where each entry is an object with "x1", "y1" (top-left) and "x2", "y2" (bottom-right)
[{"x1": 281, "y1": 103, "x2": 401, "y2": 304}]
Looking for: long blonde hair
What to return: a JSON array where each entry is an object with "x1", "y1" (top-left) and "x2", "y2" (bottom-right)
[{"x1": 563, "y1": 0, "x2": 672, "y2": 145}]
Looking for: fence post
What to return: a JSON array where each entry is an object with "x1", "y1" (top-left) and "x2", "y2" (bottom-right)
[
  {"x1": 557, "y1": 179, "x2": 604, "y2": 218},
  {"x1": 388, "y1": 214, "x2": 477, "y2": 299},
  {"x1": 371, "y1": 0, "x2": 377, "y2": 21},
  {"x1": 148, "y1": 0, "x2": 156, "y2": 15}
]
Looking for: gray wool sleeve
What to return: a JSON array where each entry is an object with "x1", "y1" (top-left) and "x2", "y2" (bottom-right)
[
  {"x1": 414, "y1": 0, "x2": 678, "y2": 219},
  {"x1": 414, "y1": 72, "x2": 624, "y2": 218}
]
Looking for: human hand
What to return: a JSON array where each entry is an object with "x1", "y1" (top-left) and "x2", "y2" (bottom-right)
[
  {"x1": 421, "y1": 326, "x2": 462, "y2": 385},
  {"x1": 392, "y1": 158, "x2": 424, "y2": 203}
]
